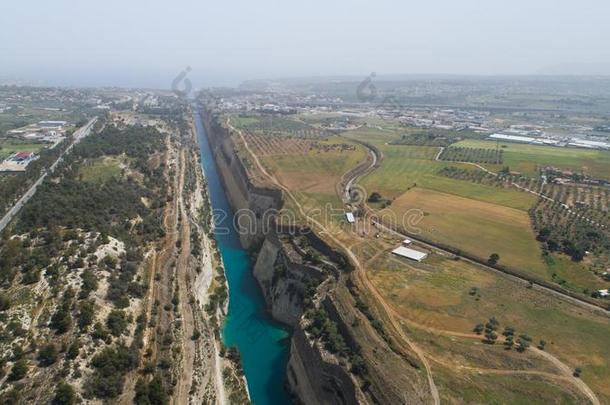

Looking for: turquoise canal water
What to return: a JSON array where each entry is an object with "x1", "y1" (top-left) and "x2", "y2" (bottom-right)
[{"x1": 193, "y1": 111, "x2": 292, "y2": 405}]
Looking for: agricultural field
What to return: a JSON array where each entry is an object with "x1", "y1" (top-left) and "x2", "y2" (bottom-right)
[
  {"x1": 0, "y1": 141, "x2": 46, "y2": 160},
  {"x1": 259, "y1": 135, "x2": 366, "y2": 213},
  {"x1": 345, "y1": 127, "x2": 537, "y2": 211},
  {"x1": 343, "y1": 125, "x2": 610, "y2": 294},
  {"x1": 541, "y1": 183, "x2": 610, "y2": 213},
  {"x1": 436, "y1": 164, "x2": 610, "y2": 285},
  {"x1": 439, "y1": 165, "x2": 610, "y2": 219},
  {"x1": 230, "y1": 114, "x2": 367, "y2": 219},
  {"x1": 365, "y1": 250, "x2": 610, "y2": 404},
  {"x1": 381, "y1": 187, "x2": 547, "y2": 275},
  {"x1": 438, "y1": 146, "x2": 503, "y2": 164},
  {"x1": 230, "y1": 114, "x2": 324, "y2": 138},
  {"x1": 235, "y1": 109, "x2": 610, "y2": 403},
  {"x1": 454, "y1": 139, "x2": 610, "y2": 180}
]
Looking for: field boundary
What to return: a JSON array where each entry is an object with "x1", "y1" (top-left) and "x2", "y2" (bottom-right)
[{"x1": 347, "y1": 143, "x2": 610, "y2": 314}]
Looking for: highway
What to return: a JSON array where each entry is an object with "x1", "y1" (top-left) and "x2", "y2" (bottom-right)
[{"x1": 0, "y1": 118, "x2": 98, "y2": 233}]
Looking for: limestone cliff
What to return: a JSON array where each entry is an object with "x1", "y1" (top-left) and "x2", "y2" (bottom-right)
[
  {"x1": 200, "y1": 111, "x2": 281, "y2": 249},
  {"x1": 200, "y1": 106, "x2": 429, "y2": 405}
]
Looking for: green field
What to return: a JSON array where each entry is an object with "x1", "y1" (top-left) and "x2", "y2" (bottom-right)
[
  {"x1": 384, "y1": 187, "x2": 547, "y2": 275},
  {"x1": 78, "y1": 157, "x2": 122, "y2": 183},
  {"x1": 368, "y1": 253, "x2": 610, "y2": 403},
  {"x1": 0, "y1": 141, "x2": 46, "y2": 160},
  {"x1": 344, "y1": 127, "x2": 537, "y2": 211},
  {"x1": 455, "y1": 139, "x2": 610, "y2": 180},
  {"x1": 344, "y1": 126, "x2": 609, "y2": 291},
  {"x1": 260, "y1": 136, "x2": 367, "y2": 216}
]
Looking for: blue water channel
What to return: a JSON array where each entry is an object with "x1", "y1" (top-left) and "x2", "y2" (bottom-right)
[{"x1": 193, "y1": 110, "x2": 292, "y2": 405}]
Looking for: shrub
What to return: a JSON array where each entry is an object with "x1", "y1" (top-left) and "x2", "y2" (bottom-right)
[
  {"x1": 51, "y1": 301, "x2": 72, "y2": 334},
  {"x1": 8, "y1": 359, "x2": 28, "y2": 381},
  {"x1": 86, "y1": 345, "x2": 136, "y2": 398},
  {"x1": 53, "y1": 381, "x2": 76, "y2": 405},
  {"x1": 0, "y1": 293, "x2": 11, "y2": 311},
  {"x1": 78, "y1": 300, "x2": 95, "y2": 330},
  {"x1": 38, "y1": 343, "x2": 59, "y2": 366},
  {"x1": 106, "y1": 309, "x2": 128, "y2": 337},
  {"x1": 67, "y1": 339, "x2": 80, "y2": 360}
]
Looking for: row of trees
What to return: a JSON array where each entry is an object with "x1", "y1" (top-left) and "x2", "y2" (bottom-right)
[
  {"x1": 473, "y1": 317, "x2": 539, "y2": 352},
  {"x1": 439, "y1": 147, "x2": 503, "y2": 164}
]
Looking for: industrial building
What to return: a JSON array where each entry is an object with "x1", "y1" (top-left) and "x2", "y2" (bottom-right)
[{"x1": 391, "y1": 246, "x2": 428, "y2": 262}]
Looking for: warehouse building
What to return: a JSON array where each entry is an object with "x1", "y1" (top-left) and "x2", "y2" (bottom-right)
[{"x1": 391, "y1": 246, "x2": 428, "y2": 262}]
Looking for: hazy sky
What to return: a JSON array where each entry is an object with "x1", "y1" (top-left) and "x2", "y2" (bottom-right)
[{"x1": 1, "y1": 0, "x2": 609, "y2": 88}]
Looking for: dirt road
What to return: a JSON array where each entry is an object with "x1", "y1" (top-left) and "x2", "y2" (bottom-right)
[{"x1": 229, "y1": 118, "x2": 441, "y2": 404}]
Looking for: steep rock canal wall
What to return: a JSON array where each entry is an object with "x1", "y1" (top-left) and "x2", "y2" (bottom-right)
[
  {"x1": 199, "y1": 108, "x2": 362, "y2": 405},
  {"x1": 193, "y1": 110, "x2": 291, "y2": 405}
]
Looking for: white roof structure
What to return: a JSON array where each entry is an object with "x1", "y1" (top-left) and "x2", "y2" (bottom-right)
[
  {"x1": 392, "y1": 246, "x2": 428, "y2": 262},
  {"x1": 489, "y1": 133, "x2": 535, "y2": 143},
  {"x1": 402, "y1": 239, "x2": 412, "y2": 246},
  {"x1": 345, "y1": 212, "x2": 355, "y2": 223},
  {"x1": 39, "y1": 120, "x2": 67, "y2": 125},
  {"x1": 569, "y1": 139, "x2": 610, "y2": 150},
  {"x1": 599, "y1": 289, "x2": 609, "y2": 297}
]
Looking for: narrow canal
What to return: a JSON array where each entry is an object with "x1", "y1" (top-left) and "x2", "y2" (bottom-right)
[{"x1": 192, "y1": 110, "x2": 292, "y2": 405}]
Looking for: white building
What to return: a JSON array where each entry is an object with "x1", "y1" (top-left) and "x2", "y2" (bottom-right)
[
  {"x1": 345, "y1": 212, "x2": 355, "y2": 223},
  {"x1": 392, "y1": 246, "x2": 428, "y2": 262}
]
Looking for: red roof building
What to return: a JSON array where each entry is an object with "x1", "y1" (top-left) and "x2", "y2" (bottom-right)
[{"x1": 14, "y1": 151, "x2": 34, "y2": 161}]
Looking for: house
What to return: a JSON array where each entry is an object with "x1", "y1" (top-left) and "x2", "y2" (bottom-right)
[
  {"x1": 13, "y1": 151, "x2": 35, "y2": 162},
  {"x1": 392, "y1": 246, "x2": 428, "y2": 262},
  {"x1": 345, "y1": 212, "x2": 355, "y2": 223},
  {"x1": 0, "y1": 151, "x2": 39, "y2": 172},
  {"x1": 401, "y1": 239, "x2": 412, "y2": 246},
  {"x1": 598, "y1": 289, "x2": 609, "y2": 298}
]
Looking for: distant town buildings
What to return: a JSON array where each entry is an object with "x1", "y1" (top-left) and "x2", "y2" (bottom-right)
[{"x1": 489, "y1": 133, "x2": 610, "y2": 151}]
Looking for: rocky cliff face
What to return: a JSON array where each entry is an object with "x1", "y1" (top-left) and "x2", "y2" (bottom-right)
[
  {"x1": 201, "y1": 111, "x2": 281, "y2": 249},
  {"x1": 201, "y1": 108, "x2": 363, "y2": 403},
  {"x1": 252, "y1": 228, "x2": 363, "y2": 405},
  {"x1": 200, "y1": 107, "x2": 428, "y2": 405}
]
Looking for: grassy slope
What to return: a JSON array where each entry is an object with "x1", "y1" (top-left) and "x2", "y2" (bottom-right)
[
  {"x1": 455, "y1": 139, "x2": 610, "y2": 180},
  {"x1": 367, "y1": 253, "x2": 610, "y2": 403}
]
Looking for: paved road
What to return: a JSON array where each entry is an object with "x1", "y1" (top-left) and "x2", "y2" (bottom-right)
[{"x1": 0, "y1": 118, "x2": 97, "y2": 233}]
